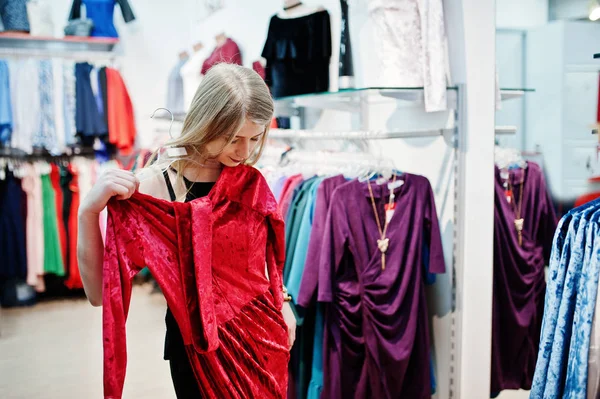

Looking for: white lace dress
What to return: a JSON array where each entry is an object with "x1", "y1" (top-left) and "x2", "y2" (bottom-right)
[{"x1": 368, "y1": 0, "x2": 449, "y2": 112}]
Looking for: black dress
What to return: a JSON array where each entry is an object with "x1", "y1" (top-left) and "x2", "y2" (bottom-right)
[
  {"x1": 261, "y1": 10, "x2": 332, "y2": 98},
  {"x1": 162, "y1": 169, "x2": 214, "y2": 399}
]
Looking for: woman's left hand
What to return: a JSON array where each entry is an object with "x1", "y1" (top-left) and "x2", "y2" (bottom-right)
[{"x1": 282, "y1": 302, "x2": 297, "y2": 349}]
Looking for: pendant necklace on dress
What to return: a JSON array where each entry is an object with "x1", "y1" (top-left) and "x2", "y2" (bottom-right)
[
  {"x1": 507, "y1": 177, "x2": 525, "y2": 246},
  {"x1": 367, "y1": 174, "x2": 397, "y2": 270}
]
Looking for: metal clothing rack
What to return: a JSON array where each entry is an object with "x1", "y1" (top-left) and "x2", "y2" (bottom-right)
[
  {"x1": 0, "y1": 147, "x2": 96, "y2": 161},
  {"x1": 268, "y1": 127, "x2": 450, "y2": 140},
  {"x1": 268, "y1": 125, "x2": 517, "y2": 140}
]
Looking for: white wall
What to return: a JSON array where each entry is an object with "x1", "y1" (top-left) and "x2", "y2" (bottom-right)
[
  {"x1": 549, "y1": 0, "x2": 591, "y2": 20},
  {"x1": 497, "y1": 0, "x2": 548, "y2": 29}
]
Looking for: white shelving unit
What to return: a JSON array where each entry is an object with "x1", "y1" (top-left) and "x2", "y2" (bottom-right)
[{"x1": 0, "y1": 32, "x2": 118, "y2": 61}]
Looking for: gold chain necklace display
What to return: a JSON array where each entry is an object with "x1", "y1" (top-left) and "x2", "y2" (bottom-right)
[
  {"x1": 507, "y1": 176, "x2": 525, "y2": 246},
  {"x1": 367, "y1": 174, "x2": 397, "y2": 270}
]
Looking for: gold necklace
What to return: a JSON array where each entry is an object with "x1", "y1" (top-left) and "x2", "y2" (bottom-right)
[
  {"x1": 506, "y1": 177, "x2": 525, "y2": 246},
  {"x1": 367, "y1": 174, "x2": 397, "y2": 270}
]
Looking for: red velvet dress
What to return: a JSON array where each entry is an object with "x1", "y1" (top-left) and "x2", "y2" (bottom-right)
[{"x1": 102, "y1": 165, "x2": 289, "y2": 398}]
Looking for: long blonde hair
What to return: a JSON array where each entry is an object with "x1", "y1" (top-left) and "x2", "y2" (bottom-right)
[{"x1": 149, "y1": 63, "x2": 274, "y2": 178}]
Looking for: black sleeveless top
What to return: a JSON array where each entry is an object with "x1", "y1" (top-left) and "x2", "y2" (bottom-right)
[{"x1": 162, "y1": 169, "x2": 215, "y2": 360}]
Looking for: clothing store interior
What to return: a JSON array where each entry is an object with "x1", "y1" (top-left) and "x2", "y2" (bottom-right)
[{"x1": 0, "y1": 0, "x2": 599, "y2": 398}]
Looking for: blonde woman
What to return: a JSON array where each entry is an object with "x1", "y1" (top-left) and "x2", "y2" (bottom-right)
[{"x1": 77, "y1": 64, "x2": 296, "y2": 398}]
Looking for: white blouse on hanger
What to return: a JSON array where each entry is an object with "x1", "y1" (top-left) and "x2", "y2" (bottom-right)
[
  {"x1": 180, "y1": 49, "x2": 207, "y2": 111},
  {"x1": 368, "y1": 0, "x2": 449, "y2": 112},
  {"x1": 10, "y1": 59, "x2": 40, "y2": 154}
]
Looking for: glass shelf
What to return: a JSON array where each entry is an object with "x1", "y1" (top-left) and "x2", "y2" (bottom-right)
[
  {"x1": 274, "y1": 87, "x2": 458, "y2": 113},
  {"x1": 0, "y1": 32, "x2": 118, "y2": 59},
  {"x1": 500, "y1": 88, "x2": 535, "y2": 101},
  {"x1": 273, "y1": 87, "x2": 534, "y2": 112}
]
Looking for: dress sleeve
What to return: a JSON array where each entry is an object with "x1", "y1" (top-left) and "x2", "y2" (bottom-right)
[
  {"x1": 317, "y1": 188, "x2": 350, "y2": 303},
  {"x1": 267, "y1": 209, "x2": 286, "y2": 311},
  {"x1": 423, "y1": 180, "x2": 446, "y2": 275},
  {"x1": 261, "y1": 16, "x2": 276, "y2": 60},
  {"x1": 116, "y1": 0, "x2": 136, "y2": 23},
  {"x1": 320, "y1": 11, "x2": 332, "y2": 59},
  {"x1": 102, "y1": 200, "x2": 145, "y2": 399},
  {"x1": 297, "y1": 182, "x2": 328, "y2": 307},
  {"x1": 68, "y1": 0, "x2": 82, "y2": 20}
]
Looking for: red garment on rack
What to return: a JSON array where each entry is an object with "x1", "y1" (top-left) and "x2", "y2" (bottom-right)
[
  {"x1": 106, "y1": 68, "x2": 136, "y2": 155},
  {"x1": 50, "y1": 164, "x2": 67, "y2": 266},
  {"x1": 201, "y1": 38, "x2": 242, "y2": 75},
  {"x1": 102, "y1": 165, "x2": 289, "y2": 399},
  {"x1": 64, "y1": 164, "x2": 82, "y2": 289}
]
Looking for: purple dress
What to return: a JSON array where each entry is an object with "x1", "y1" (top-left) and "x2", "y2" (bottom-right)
[
  {"x1": 492, "y1": 162, "x2": 558, "y2": 392},
  {"x1": 317, "y1": 174, "x2": 446, "y2": 399}
]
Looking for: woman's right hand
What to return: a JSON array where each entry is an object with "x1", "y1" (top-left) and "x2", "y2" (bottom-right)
[{"x1": 79, "y1": 169, "x2": 139, "y2": 216}]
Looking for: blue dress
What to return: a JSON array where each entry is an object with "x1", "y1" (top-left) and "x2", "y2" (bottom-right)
[
  {"x1": 0, "y1": 60, "x2": 12, "y2": 146},
  {"x1": 531, "y1": 199, "x2": 600, "y2": 398},
  {"x1": 68, "y1": 0, "x2": 135, "y2": 38}
]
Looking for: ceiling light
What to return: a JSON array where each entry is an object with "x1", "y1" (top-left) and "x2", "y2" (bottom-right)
[{"x1": 590, "y1": 0, "x2": 600, "y2": 21}]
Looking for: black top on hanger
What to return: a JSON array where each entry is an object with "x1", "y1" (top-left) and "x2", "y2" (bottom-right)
[{"x1": 284, "y1": 1, "x2": 303, "y2": 11}]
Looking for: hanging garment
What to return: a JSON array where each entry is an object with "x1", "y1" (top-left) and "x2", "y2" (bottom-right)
[
  {"x1": 41, "y1": 173, "x2": 65, "y2": 276},
  {"x1": 50, "y1": 164, "x2": 67, "y2": 266},
  {"x1": 284, "y1": 177, "x2": 319, "y2": 283},
  {"x1": 106, "y1": 67, "x2": 136, "y2": 155},
  {"x1": 285, "y1": 176, "x2": 324, "y2": 399},
  {"x1": 10, "y1": 59, "x2": 40, "y2": 154},
  {"x1": 294, "y1": 175, "x2": 348, "y2": 399},
  {"x1": 261, "y1": 10, "x2": 331, "y2": 98},
  {"x1": 0, "y1": 170, "x2": 27, "y2": 280},
  {"x1": 21, "y1": 165, "x2": 45, "y2": 291},
  {"x1": 588, "y1": 277, "x2": 600, "y2": 399},
  {"x1": 33, "y1": 60, "x2": 59, "y2": 153},
  {"x1": 102, "y1": 165, "x2": 289, "y2": 399},
  {"x1": 368, "y1": 0, "x2": 449, "y2": 112},
  {"x1": 318, "y1": 174, "x2": 445, "y2": 399},
  {"x1": 68, "y1": 0, "x2": 135, "y2": 38},
  {"x1": 0, "y1": 0, "x2": 30, "y2": 32},
  {"x1": 26, "y1": 0, "x2": 53, "y2": 36},
  {"x1": 252, "y1": 60, "x2": 266, "y2": 81},
  {"x1": 166, "y1": 58, "x2": 187, "y2": 115},
  {"x1": 63, "y1": 61, "x2": 77, "y2": 147},
  {"x1": 297, "y1": 175, "x2": 348, "y2": 307},
  {"x1": 531, "y1": 200, "x2": 600, "y2": 399},
  {"x1": 59, "y1": 165, "x2": 73, "y2": 280},
  {"x1": 201, "y1": 38, "x2": 242, "y2": 75},
  {"x1": 75, "y1": 62, "x2": 107, "y2": 143},
  {"x1": 180, "y1": 49, "x2": 207, "y2": 110},
  {"x1": 0, "y1": 60, "x2": 12, "y2": 146},
  {"x1": 279, "y1": 174, "x2": 304, "y2": 219},
  {"x1": 270, "y1": 175, "x2": 287, "y2": 200},
  {"x1": 64, "y1": 164, "x2": 82, "y2": 289},
  {"x1": 98, "y1": 67, "x2": 109, "y2": 127},
  {"x1": 52, "y1": 59, "x2": 66, "y2": 154},
  {"x1": 491, "y1": 163, "x2": 558, "y2": 393}
]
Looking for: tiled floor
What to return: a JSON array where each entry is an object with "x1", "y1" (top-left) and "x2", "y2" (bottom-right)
[
  {"x1": 0, "y1": 286, "x2": 174, "y2": 399},
  {"x1": 0, "y1": 286, "x2": 531, "y2": 399}
]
